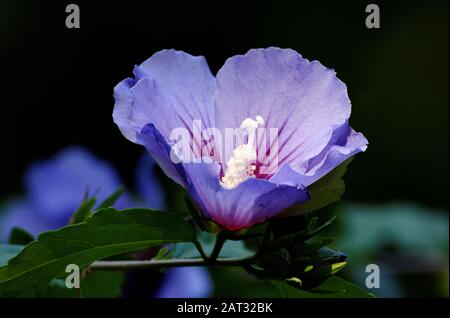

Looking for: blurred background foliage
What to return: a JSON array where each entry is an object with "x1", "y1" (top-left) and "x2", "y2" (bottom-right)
[{"x1": 0, "y1": 0, "x2": 448, "y2": 297}]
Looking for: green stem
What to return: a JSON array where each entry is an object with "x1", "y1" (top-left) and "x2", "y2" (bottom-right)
[
  {"x1": 208, "y1": 232, "x2": 226, "y2": 262},
  {"x1": 89, "y1": 256, "x2": 254, "y2": 271},
  {"x1": 194, "y1": 241, "x2": 209, "y2": 261}
]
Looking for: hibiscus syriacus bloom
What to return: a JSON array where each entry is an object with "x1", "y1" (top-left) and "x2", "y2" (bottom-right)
[{"x1": 113, "y1": 47, "x2": 368, "y2": 231}]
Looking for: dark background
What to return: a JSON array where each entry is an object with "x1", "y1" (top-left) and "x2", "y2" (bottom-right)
[{"x1": 1, "y1": 0, "x2": 448, "y2": 208}]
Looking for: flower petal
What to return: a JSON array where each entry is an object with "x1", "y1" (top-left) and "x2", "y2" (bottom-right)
[
  {"x1": 136, "y1": 123, "x2": 187, "y2": 187},
  {"x1": 303, "y1": 124, "x2": 368, "y2": 183},
  {"x1": 183, "y1": 161, "x2": 310, "y2": 230},
  {"x1": 271, "y1": 124, "x2": 368, "y2": 186},
  {"x1": 214, "y1": 47, "x2": 351, "y2": 172},
  {"x1": 113, "y1": 49, "x2": 216, "y2": 145}
]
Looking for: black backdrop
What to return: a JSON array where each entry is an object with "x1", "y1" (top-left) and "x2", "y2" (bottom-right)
[{"x1": 1, "y1": 0, "x2": 448, "y2": 209}]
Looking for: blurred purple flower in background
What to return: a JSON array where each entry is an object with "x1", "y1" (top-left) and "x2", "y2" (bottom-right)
[
  {"x1": 0, "y1": 147, "x2": 129, "y2": 240},
  {"x1": 135, "y1": 152, "x2": 166, "y2": 209},
  {"x1": 0, "y1": 146, "x2": 212, "y2": 298},
  {"x1": 155, "y1": 264, "x2": 212, "y2": 298},
  {"x1": 113, "y1": 47, "x2": 368, "y2": 230}
]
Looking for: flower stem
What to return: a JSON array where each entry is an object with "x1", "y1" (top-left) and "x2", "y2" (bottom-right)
[
  {"x1": 208, "y1": 232, "x2": 226, "y2": 262},
  {"x1": 194, "y1": 241, "x2": 209, "y2": 261},
  {"x1": 89, "y1": 256, "x2": 254, "y2": 271}
]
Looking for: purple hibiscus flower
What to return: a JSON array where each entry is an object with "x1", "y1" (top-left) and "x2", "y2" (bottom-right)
[
  {"x1": 113, "y1": 47, "x2": 368, "y2": 231},
  {"x1": 0, "y1": 147, "x2": 212, "y2": 298}
]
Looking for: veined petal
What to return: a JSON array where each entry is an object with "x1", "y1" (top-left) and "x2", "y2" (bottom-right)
[
  {"x1": 214, "y1": 47, "x2": 351, "y2": 172},
  {"x1": 303, "y1": 124, "x2": 368, "y2": 184},
  {"x1": 183, "y1": 162, "x2": 310, "y2": 230},
  {"x1": 113, "y1": 49, "x2": 216, "y2": 146},
  {"x1": 271, "y1": 124, "x2": 368, "y2": 186}
]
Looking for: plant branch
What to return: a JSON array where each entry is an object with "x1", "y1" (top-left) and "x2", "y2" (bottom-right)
[
  {"x1": 89, "y1": 256, "x2": 255, "y2": 271},
  {"x1": 208, "y1": 232, "x2": 226, "y2": 262}
]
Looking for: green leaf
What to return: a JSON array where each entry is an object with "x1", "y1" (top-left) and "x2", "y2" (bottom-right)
[
  {"x1": 82, "y1": 271, "x2": 124, "y2": 298},
  {"x1": 272, "y1": 276, "x2": 374, "y2": 298},
  {"x1": 2, "y1": 279, "x2": 77, "y2": 298},
  {"x1": 154, "y1": 246, "x2": 173, "y2": 260},
  {"x1": 0, "y1": 244, "x2": 124, "y2": 297},
  {"x1": 8, "y1": 227, "x2": 35, "y2": 245},
  {"x1": 1, "y1": 272, "x2": 125, "y2": 298},
  {"x1": 0, "y1": 208, "x2": 196, "y2": 295},
  {"x1": 97, "y1": 187, "x2": 125, "y2": 209},
  {"x1": 70, "y1": 197, "x2": 96, "y2": 224},
  {"x1": 280, "y1": 158, "x2": 352, "y2": 216}
]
